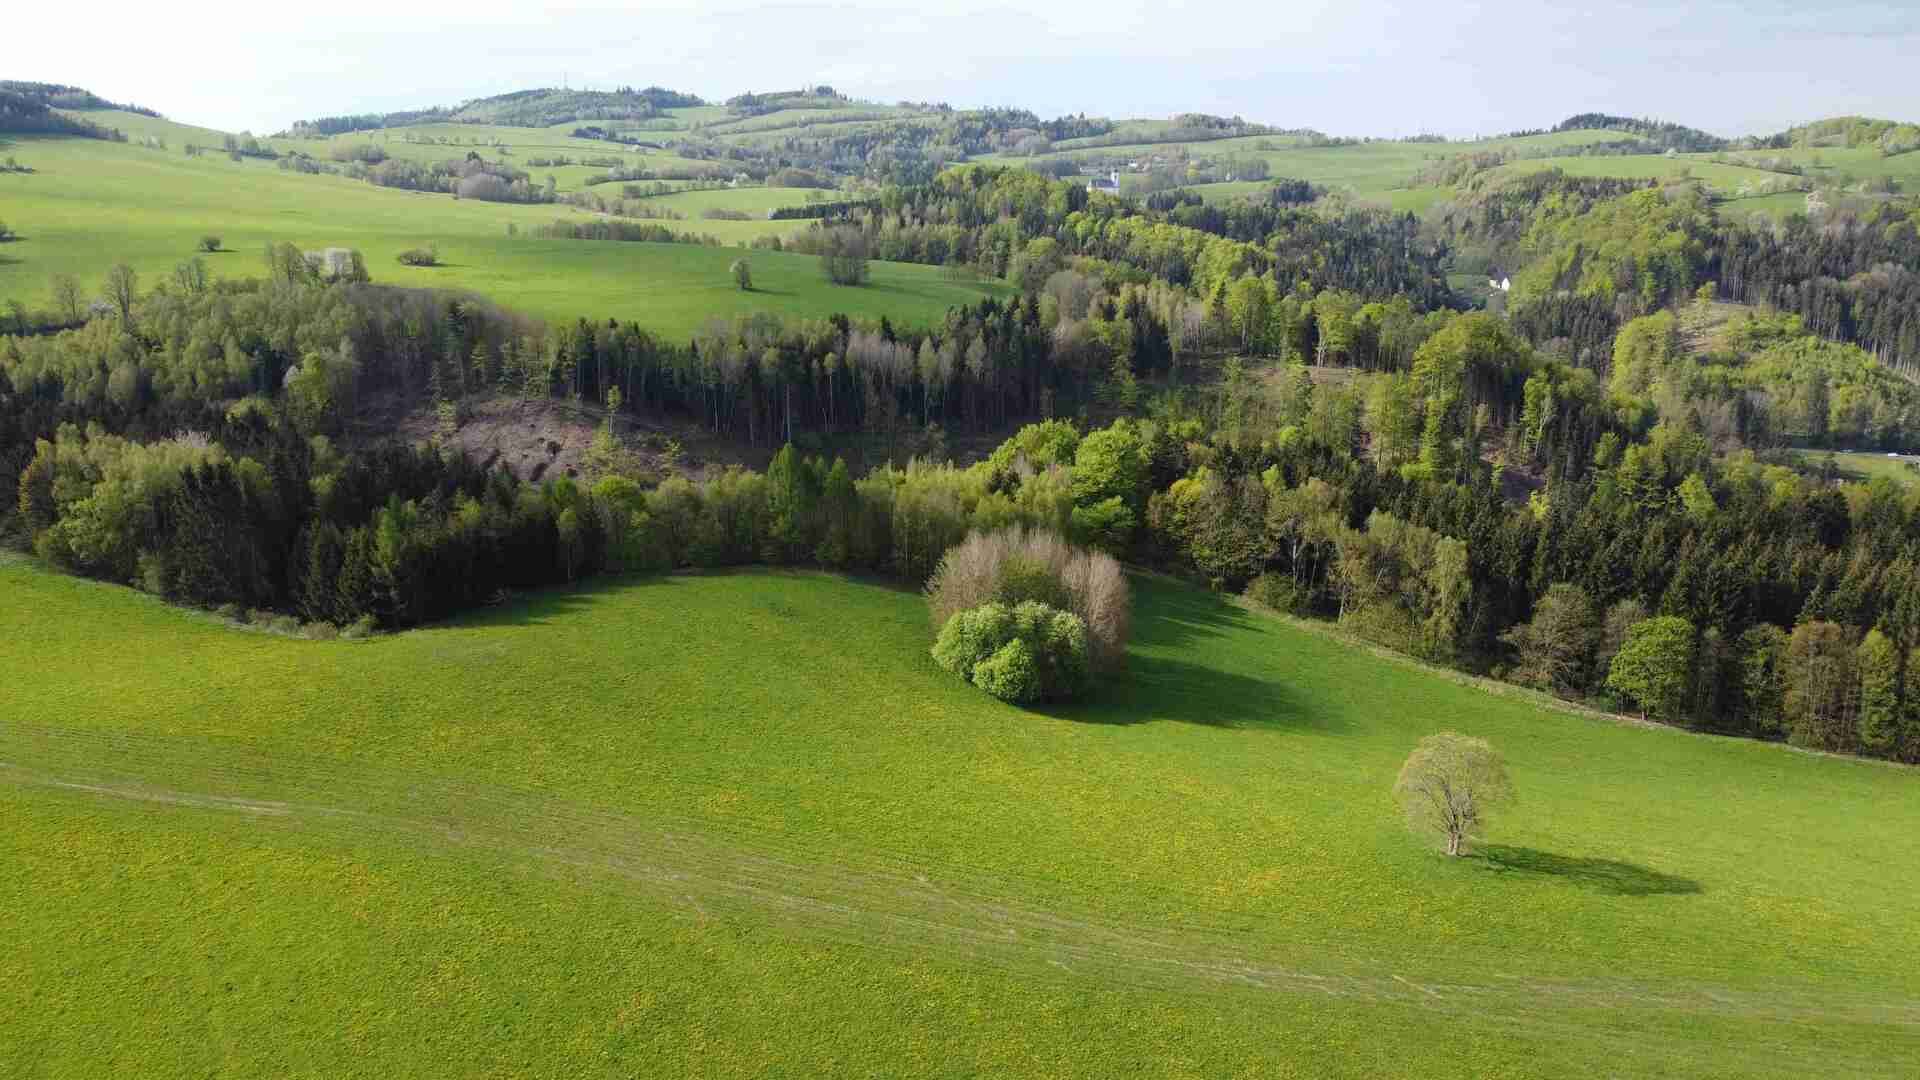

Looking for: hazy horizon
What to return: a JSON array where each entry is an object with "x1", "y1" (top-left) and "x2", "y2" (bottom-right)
[{"x1": 13, "y1": 0, "x2": 1919, "y2": 137}]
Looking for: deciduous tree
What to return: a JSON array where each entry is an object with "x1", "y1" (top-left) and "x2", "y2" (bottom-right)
[{"x1": 1393, "y1": 732, "x2": 1514, "y2": 856}]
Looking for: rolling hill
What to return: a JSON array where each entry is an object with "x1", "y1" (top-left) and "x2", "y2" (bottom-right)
[{"x1": 4, "y1": 556, "x2": 1917, "y2": 1078}]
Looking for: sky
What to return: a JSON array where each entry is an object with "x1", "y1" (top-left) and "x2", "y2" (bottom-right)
[{"x1": 12, "y1": 1, "x2": 1918, "y2": 137}]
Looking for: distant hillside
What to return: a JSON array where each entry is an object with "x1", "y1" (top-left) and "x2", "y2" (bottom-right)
[
  {"x1": 0, "y1": 85, "x2": 137, "y2": 139},
  {"x1": 1553, "y1": 113, "x2": 1728, "y2": 152},
  {"x1": 723, "y1": 86, "x2": 860, "y2": 117},
  {"x1": 1756, "y1": 116, "x2": 1920, "y2": 155},
  {"x1": 0, "y1": 80, "x2": 159, "y2": 118},
  {"x1": 286, "y1": 85, "x2": 705, "y2": 136}
]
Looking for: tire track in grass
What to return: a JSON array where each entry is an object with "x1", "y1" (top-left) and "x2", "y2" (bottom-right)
[{"x1": 5, "y1": 721, "x2": 1918, "y2": 1076}]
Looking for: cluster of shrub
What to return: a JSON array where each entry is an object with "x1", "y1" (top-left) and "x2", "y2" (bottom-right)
[
  {"x1": 340, "y1": 153, "x2": 557, "y2": 204},
  {"x1": 767, "y1": 199, "x2": 879, "y2": 221},
  {"x1": 529, "y1": 220, "x2": 721, "y2": 246},
  {"x1": 926, "y1": 526, "x2": 1129, "y2": 702},
  {"x1": 586, "y1": 163, "x2": 736, "y2": 186}
]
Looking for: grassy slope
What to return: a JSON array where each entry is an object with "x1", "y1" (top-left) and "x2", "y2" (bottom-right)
[
  {"x1": 991, "y1": 127, "x2": 1916, "y2": 219},
  {"x1": 2, "y1": 557, "x2": 1916, "y2": 1077},
  {"x1": 1789, "y1": 449, "x2": 1920, "y2": 486},
  {"x1": 987, "y1": 129, "x2": 1635, "y2": 211},
  {"x1": 0, "y1": 129, "x2": 1006, "y2": 338}
]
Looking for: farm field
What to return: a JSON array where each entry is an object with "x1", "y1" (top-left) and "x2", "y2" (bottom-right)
[
  {"x1": 0, "y1": 129, "x2": 1005, "y2": 337},
  {"x1": 3, "y1": 555, "x2": 1917, "y2": 1078}
]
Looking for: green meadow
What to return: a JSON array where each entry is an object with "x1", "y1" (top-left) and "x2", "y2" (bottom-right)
[
  {"x1": 986, "y1": 128, "x2": 1637, "y2": 210},
  {"x1": 3, "y1": 555, "x2": 1916, "y2": 1078},
  {"x1": 0, "y1": 126, "x2": 1006, "y2": 337},
  {"x1": 1791, "y1": 449, "x2": 1920, "y2": 486}
]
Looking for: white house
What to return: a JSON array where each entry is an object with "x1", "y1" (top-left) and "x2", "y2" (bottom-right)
[
  {"x1": 1087, "y1": 170, "x2": 1121, "y2": 195},
  {"x1": 1487, "y1": 275, "x2": 1511, "y2": 292}
]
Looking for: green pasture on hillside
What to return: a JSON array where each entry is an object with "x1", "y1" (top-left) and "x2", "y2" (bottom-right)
[
  {"x1": 988, "y1": 128, "x2": 1639, "y2": 211},
  {"x1": 0, "y1": 130, "x2": 1006, "y2": 337},
  {"x1": 1790, "y1": 449, "x2": 1920, "y2": 486},
  {"x1": 2, "y1": 556, "x2": 1916, "y2": 1077}
]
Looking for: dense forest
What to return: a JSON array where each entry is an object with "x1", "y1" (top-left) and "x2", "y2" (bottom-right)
[{"x1": 1434, "y1": 171, "x2": 1920, "y2": 378}]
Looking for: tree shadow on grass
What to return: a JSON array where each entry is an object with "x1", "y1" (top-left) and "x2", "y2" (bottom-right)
[
  {"x1": 444, "y1": 572, "x2": 676, "y2": 630},
  {"x1": 1127, "y1": 575, "x2": 1264, "y2": 652},
  {"x1": 1472, "y1": 844, "x2": 1702, "y2": 897},
  {"x1": 1035, "y1": 576, "x2": 1341, "y2": 732},
  {"x1": 1049, "y1": 654, "x2": 1338, "y2": 732}
]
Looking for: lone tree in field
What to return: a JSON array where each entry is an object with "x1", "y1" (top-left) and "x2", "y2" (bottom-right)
[
  {"x1": 730, "y1": 257, "x2": 752, "y2": 291},
  {"x1": 819, "y1": 226, "x2": 870, "y2": 286},
  {"x1": 198, "y1": 235, "x2": 222, "y2": 253},
  {"x1": 1393, "y1": 732, "x2": 1513, "y2": 856}
]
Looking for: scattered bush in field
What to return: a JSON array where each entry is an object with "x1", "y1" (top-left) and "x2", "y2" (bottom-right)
[
  {"x1": 341, "y1": 614, "x2": 379, "y2": 640},
  {"x1": 197, "y1": 235, "x2": 222, "y2": 253},
  {"x1": 926, "y1": 526, "x2": 1129, "y2": 672},
  {"x1": 396, "y1": 246, "x2": 439, "y2": 266},
  {"x1": 1394, "y1": 732, "x2": 1514, "y2": 856},
  {"x1": 730, "y1": 258, "x2": 752, "y2": 291},
  {"x1": 932, "y1": 600, "x2": 1090, "y2": 704}
]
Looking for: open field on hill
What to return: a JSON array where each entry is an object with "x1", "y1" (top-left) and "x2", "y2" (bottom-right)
[
  {"x1": 1790, "y1": 449, "x2": 1920, "y2": 486},
  {"x1": 0, "y1": 131, "x2": 1006, "y2": 337},
  {"x1": 988, "y1": 128, "x2": 1637, "y2": 210},
  {"x1": 3, "y1": 555, "x2": 1917, "y2": 1078},
  {"x1": 643, "y1": 183, "x2": 840, "y2": 223},
  {"x1": 1491, "y1": 153, "x2": 1783, "y2": 194}
]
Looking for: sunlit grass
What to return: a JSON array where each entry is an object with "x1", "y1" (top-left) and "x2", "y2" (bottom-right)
[{"x1": 2, "y1": 556, "x2": 1916, "y2": 1077}]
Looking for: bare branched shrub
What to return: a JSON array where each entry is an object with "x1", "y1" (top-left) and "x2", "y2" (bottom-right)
[{"x1": 926, "y1": 525, "x2": 1130, "y2": 671}]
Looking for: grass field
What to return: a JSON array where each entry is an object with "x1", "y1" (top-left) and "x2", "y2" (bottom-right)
[
  {"x1": 3, "y1": 555, "x2": 1917, "y2": 1077},
  {"x1": 0, "y1": 128, "x2": 1006, "y2": 337},
  {"x1": 1790, "y1": 449, "x2": 1920, "y2": 486},
  {"x1": 643, "y1": 183, "x2": 839, "y2": 227},
  {"x1": 987, "y1": 129, "x2": 1641, "y2": 212}
]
